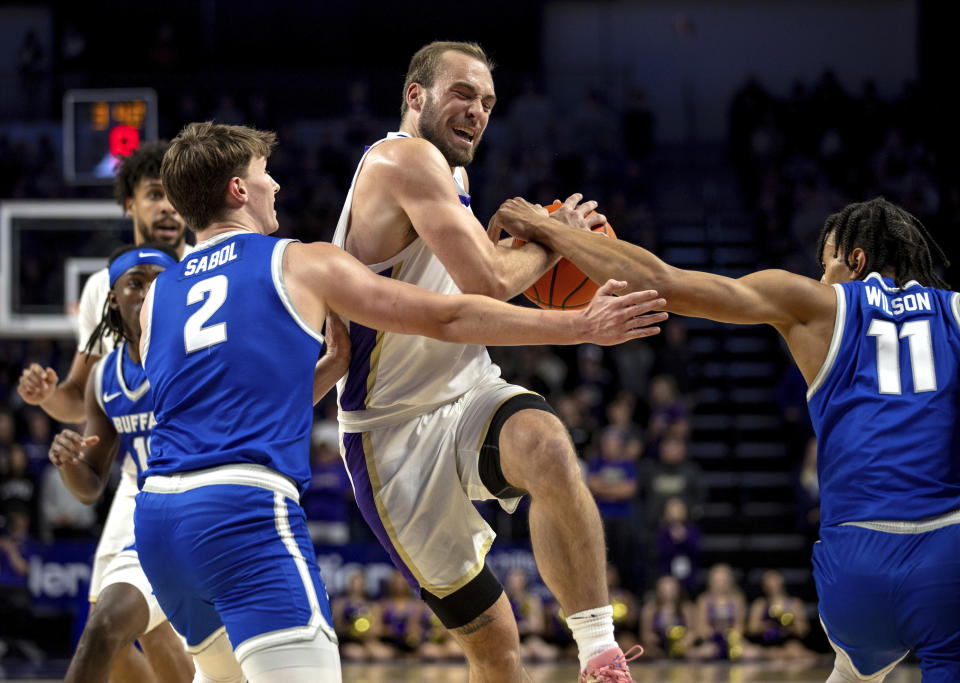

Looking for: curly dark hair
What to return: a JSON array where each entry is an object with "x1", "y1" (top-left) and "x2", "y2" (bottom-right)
[
  {"x1": 113, "y1": 140, "x2": 171, "y2": 207},
  {"x1": 816, "y1": 197, "x2": 950, "y2": 290},
  {"x1": 83, "y1": 242, "x2": 179, "y2": 356}
]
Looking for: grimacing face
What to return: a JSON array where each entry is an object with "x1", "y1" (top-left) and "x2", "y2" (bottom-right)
[{"x1": 416, "y1": 51, "x2": 496, "y2": 168}]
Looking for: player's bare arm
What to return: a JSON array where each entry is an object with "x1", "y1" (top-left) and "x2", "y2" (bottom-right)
[
  {"x1": 47, "y1": 368, "x2": 121, "y2": 505},
  {"x1": 351, "y1": 138, "x2": 560, "y2": 300},
  {"x1": 284, "y1": 241, "x2": 667, "y2": 347},
  {"x1": 494, "y1": 196, "x2": 839, "y2": 383},
  {"x1": 17, "y1": 351, "x2": 98, "y2": 424},
  {"x1": 312, "y1": 313, "x2": 351, "y2": 404}
]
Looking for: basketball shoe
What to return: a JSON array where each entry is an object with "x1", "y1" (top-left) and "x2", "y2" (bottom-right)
[{"x1": 579, "y1": 644, "x2": 643, "y2": 682}]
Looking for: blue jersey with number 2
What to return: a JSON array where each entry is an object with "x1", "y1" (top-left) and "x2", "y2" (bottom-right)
[
  {"x1": 807, "y1": 272, "x2": 960, "y2": 527},
  {"x1": 141, "y1": 231, "x2": 325, "y2": 493}
]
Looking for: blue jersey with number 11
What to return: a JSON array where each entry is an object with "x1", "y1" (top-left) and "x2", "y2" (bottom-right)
[
  {"x1": 141, "y1": 231, "x2": 325, "y2": 493},
  {"x1": 807, "y1": 272, "x2": 960, "y2": 527}
]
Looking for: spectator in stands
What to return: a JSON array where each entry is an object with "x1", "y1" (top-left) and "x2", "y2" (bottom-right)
[
  {"x1": 0, "y1": 444, "x2": 37, "y2": 532},
  {"x1": 747, "y1": 569, "x2": 816, "y2": 661},
  {"x1": 540, "y1": 594, "x2": 576, "y2": 662},
  {"x1": 554, "y1": 392, "x2": 596, "y2": 457},
  {"x1": 587, "y1": 426, "x2": 641, "y2": 592},
  {"x1": 39, "y1": 461, "x2": 96, "y2": 541},
  {"x1": 507, "y1": 78, "x2": 554, "y2": 153},
  {"x1": 331, "y1": 570, "x2": 381, "y2": 661},
  {"x1": 656, "y1": 496, "x2": 702, "y2": 594},
  {"x1": 640, "y1": 574, "x2": 696, "y2": 660},
  {"x1": 644, "y1": 375, "x2": 690, "y2": 459},
  {"x1": 652, "y1": 320, "x2": 698, "y2": 400},
  {"x1": 302, "y1": 422, "x2": 352, "y2": 545},
  {"x1": 640, "y1": 435, "x2": 704, "y2": 531},
  {"x1": 19, "y1": 409, "x2": 53, "y2": 475},
  {"x1": 0, "y1": 411, "x2": 16, "y2": 458},
  {"x1": 688, "y1": 564, "x2": 762, "y2": 661},
  {"x1": 604, "y1": 391, "x2": 643, "y2": 460},
  {"x1": 570, "y1": 344, "x2": 614, "y2": 423},
  {"x1": 606, "y1": 564, "x2": 639, "y2": 651},
  {"x1": 370, "y1": 570, "x2": 422, "y2": 660},
  {"x1": 416, "y1": 601, "x2": 464, "y2": 662},
  {"x1": 0, "y1": 506, "x2": 43, "y2": 664},
  {"x1": 504, "y1": 568, "x2": 556, "y2": 662}
]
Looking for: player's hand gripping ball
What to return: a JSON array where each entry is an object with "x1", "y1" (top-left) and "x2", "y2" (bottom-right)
[{"x1": 514, "y1": 200, "x2": 617, "y2": 310}]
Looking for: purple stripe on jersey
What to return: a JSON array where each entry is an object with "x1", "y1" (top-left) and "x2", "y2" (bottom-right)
[
  {"x1": 341, "y1": 432, "x2": 419, "y2": 591},
  {"x1": 339, "y1": 321, "x2": 378, "y2": 412},
  {"x1": 339, "y1": 265, "x2": 394, "y2": 412},
  {"x1": 458, "y1": 193, "x2": 471, "y2": 208}
]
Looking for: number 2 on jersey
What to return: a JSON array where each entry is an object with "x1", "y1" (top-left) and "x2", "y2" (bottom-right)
[
  {"x1": 867, "y1": 319, "x2": 936, "y2": 394},
  {"x1": 184, "y1": 275, "x2": 228, "y2": 353}
]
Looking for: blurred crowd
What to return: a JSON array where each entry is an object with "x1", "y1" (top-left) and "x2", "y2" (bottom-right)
[{"x1": 323, "y1": 564, "x2": 817, "y2": 664}]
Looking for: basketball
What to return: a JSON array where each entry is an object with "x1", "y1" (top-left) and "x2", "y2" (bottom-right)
[{"x1": 514, "y1": 201, "x2": 617, "y2": 310}]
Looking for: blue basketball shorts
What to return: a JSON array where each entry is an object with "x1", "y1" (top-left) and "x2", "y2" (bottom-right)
[
  {"x1": 133, "y1": 464, "x2": 336, "y2": 664},
  {"x1": 813, "y1": 518, "x2": 960, "y2": 682}
]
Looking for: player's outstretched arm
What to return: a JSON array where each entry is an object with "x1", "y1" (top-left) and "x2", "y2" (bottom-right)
[
  {"x1": 495, "y1": 198, "x2": 834, "y2": 326},
  {"x1": 372, "y1": 139, "x2": 558, "y2": 300},
  {"x1": 17, "y1": 352, "x2": 97, "y2": 424},
  {"x1": 312, "y1": 314, "x2": 351, "y2": 404},
  {"x1": 288, "y1": 242, "x2": 667, "y2": 347},
  {"x1": 47, "y1": 368, "x2": 120, "y2": 505},
  {"x1": 494, "y1": 198, "x2": 839, "y2": 381}
]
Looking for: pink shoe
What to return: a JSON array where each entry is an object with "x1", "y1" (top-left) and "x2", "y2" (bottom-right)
[{"x1": 579, "y1": 645, "x2": 644, "y2": 682}]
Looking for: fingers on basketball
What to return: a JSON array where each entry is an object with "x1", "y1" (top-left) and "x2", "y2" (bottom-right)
[{"x1": 517, "y1": 201, "x2": 617, "y2": 310}]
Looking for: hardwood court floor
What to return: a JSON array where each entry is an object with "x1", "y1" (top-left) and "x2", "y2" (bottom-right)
[
  {"x1": 341, "y1": 660, "x2": 922, "y2": 683},
  {"x1": 0, "y1": 660, "x2": 924, "y2": 682}
]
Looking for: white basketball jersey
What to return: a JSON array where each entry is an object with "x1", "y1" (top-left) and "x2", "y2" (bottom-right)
[{"x1": 333, "y1": 133, "x2": 500, "y2": 430}]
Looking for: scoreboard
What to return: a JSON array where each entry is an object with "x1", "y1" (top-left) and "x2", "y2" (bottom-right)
[{"x1": 63, "y1": 88, "x2": 158, "y2": 184}]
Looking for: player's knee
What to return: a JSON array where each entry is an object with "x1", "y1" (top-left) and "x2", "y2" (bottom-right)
[
  {"x1": 468, "y1": 640, "x2": 523, "y2": 674},
  {"x1": 515, "y1": 432, "x2": 579, "y2": 491},
  {"x1": 193, "y1": 650, "x2": 244, "y2": 683},
  {"x1": 826, "y1": 657, "x2": 888, "y2": 683},
  {"x1": 83, "y1": 603, "x2": 139, "y2": 650},
  {"x1": 192, "y1": 629, "x2": 244, "y2": 683}
]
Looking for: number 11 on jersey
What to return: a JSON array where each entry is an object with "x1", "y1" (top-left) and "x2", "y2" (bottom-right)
[{"x1": 867, "y1": 319, "x2": 937, "y2": 395}]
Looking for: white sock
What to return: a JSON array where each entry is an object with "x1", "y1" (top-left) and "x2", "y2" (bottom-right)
[{"x1": 567, "y1": 605, "x2": 617, "y2": 672}]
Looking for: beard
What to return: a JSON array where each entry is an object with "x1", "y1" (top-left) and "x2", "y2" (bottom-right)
[
  {"x1": 418, "y1": 97, "x2": 481, "y2": 168},
  {"x1": 137, "y1": 218, "x2": 185, "y2": 249}
]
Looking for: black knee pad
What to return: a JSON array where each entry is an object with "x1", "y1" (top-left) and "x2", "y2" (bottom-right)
[
  {"x1": 478, "y1": 392, "x2": 558, "y2": 499},
  {"x1": 421, "y1": 564, "x2": 503, "y2": 629}
]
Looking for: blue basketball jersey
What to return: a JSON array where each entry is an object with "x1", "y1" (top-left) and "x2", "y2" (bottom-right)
[
  {"x1": 141, "y1": 231, "x2": 325, "y2": 492},
  {"x1": 94, "y1": 341, "x2": 155, "y2": 478},
  {"x1": 807, "y1": 272, "x2": 960, "y2": 527}
]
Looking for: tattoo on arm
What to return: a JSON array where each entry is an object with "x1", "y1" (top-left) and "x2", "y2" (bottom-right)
[{"x1": 454, "y1": 613, "x2": 495, "y2": 636}]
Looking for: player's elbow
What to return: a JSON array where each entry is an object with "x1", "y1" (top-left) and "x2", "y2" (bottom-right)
[
  {"x1": 451, "y1": 268, "x2": 511, "y2": 301},
  {"x1": 428, "y1": 300, "x2": 476, "y2": 343}
]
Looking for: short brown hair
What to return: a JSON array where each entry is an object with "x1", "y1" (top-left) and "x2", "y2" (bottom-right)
[
  {"x1": 400, "y1": 41, "x2": 494, "y2": 119},
  {"x1": 161, "y1": 121, "x2": 277, "y2": 231}
]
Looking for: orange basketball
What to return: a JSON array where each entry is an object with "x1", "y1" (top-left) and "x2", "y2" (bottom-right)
[{"x1": 514, "y1": 201, "x2": 617, "y2": 310}]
